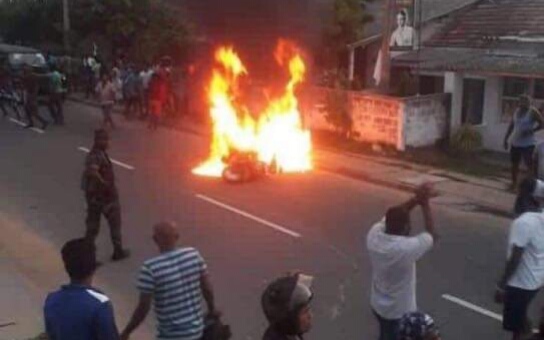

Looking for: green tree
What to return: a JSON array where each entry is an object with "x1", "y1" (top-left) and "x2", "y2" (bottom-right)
[
  {"x1": 323, "y1": 0, "x2": 372, "y2": 71},
  {"x1": 0, "y1": 0, "x2": 193, "y2": 64}
]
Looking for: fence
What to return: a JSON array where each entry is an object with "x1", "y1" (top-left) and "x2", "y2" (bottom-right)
[{"x1": 303, "y1": 87, "x2": 450, "y2": 151}]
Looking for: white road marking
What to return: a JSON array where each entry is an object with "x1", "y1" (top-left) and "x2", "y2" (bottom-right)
[
  {"x1": 78, "y1": 147, "x2": 135, "y2": 171},
  {"x1": 442, "y1": 294, "x2": 502, "y2": 322},
  {"x1": 9, "y1": 118, "x2": 44, "y2": 134},
  {"x1": 195, "y1": 194, "x2": 302, "y2": 238}
]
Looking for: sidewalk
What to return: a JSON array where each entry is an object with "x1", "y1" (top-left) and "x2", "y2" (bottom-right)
[
  {"x1": 0, "y1": 251, "x2": 44, "y2": 340},
  {"x1": 68, "y1": 94, "x2": 517, "y2": 218},
  {"x1": 0, "y1": 213, "x2": 62, "y2": 340}
]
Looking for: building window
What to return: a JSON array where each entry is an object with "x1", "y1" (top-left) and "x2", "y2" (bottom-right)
[
  {"x1": 419, "y1": 75, "x2": 444, "y2": 95},
  {"x1": 534, "y1": 79, "x2": 544, "y2": 100},
  {"x1": 462, "y1": 78, "x2": 485, "y2": 125},
  {"x1": 502, "y1": 77, "x2": 530, "y2": 122}
]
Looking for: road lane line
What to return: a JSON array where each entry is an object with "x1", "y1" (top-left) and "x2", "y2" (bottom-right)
[
  {"x1": 78, "y1": 147, "x2": 135, "y2": 171},
  {"x1": 442, "y1": 294, "x2": 502, "y2": 321},
  {"x1": 9, "y1": 118, "x2": 44, "y2": 134},
  {"x1": 195, "y1": 194, "x2": 302, "y2": 238}
]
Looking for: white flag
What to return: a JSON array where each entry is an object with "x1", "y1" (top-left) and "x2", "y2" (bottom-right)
[{"x1": 373, "y1": 49, "x2": 384, "y2": 86}]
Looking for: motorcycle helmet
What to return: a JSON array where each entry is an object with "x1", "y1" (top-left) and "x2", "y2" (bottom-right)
[{"x1": 261, "y1": 273, "x2": 314, "y2": 336}]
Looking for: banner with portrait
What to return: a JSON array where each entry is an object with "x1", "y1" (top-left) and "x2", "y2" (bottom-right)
[{"x1": 389, "y1": 0, "x2": 416, "y2": 51}]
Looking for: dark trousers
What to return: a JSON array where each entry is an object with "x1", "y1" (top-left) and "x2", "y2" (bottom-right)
[
  {"x1": 25, "y1": 102, "x2": 47, "y2": 127},
  {"x1": 373, "y1": 310, "x2": 399, "y2": 340},
  {"x1": 124, "y1": 96, "x2": 140, "y2": 119},
  {"x1": 48, "y1": 93, "x2": 64, "y2": 124},
  {"x1": 85, "y1": 198, "x2": 123, "y2": 253}
]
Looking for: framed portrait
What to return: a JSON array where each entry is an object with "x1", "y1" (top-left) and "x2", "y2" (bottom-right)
[{"x1": 390, "y1": 0, "x2": 416, "y2": 51}]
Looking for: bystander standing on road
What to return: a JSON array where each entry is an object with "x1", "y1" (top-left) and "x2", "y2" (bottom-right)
[
  {"x1": 147, "y1": 67, "x2": 168, "y2": 131},
  {"x1": 111, "y1": 66, "x2": 124, "y2": 104},
  {"x1": 121, "y1": 221, "x2": 219, "y2": 340},
  {"x1": 504, "y1": 95, "x2": 544, "y2": 190},
  {"x1": 95, "y1": 73, "x2": 117, "y2": 129},
  {"x1": 44, "y1": 238, "x2": 120, "y2": 340},
  {"x1": 122, "y1": 65, "x2": 141, "y2": 120},
  {"x1": 398, "y1": 311, "x2": 441, "y2": 340},
  {"x1": 81, "y1": 129, "x2": 130, "y2": 261},
  {"x1": 139, "y1": 64, "x2": 153, "y2": 119},
  {"x1": 22, "y1": 65, "x2": 49, "y2": 130},
  {"x1": 48, "y1": 65, "x2": 65, "y2": 125},
  {"x1": 496, "y1": 178, "x2": 544, "y2": 340},
  {"x1": 261, "y1": 273, "x2": 314, "y2": 340},
  {"x1": 367, "y1": 183, "x2": 438, "y2": 340}
]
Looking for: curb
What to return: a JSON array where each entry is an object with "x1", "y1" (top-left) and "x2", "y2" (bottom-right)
[{"x1": 69, "y1": 96, "x2": 513, "y2": 218}]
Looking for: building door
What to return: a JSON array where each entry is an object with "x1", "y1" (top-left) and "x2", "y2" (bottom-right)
[{"x1": 462, "y1": 78, "x2": 485, "y2": 125}]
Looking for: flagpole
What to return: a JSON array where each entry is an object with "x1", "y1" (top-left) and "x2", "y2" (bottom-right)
[
  {"x1": 62, "y1": 0, "x2": 71, "y2": 52},
  {"x1": 379, "y1": 0, "x2": 394, "y2": 93}
]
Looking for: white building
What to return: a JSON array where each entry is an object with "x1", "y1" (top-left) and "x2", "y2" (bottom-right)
[{"x1": 393, "y1": 0, "x2": 544, "y2": 151}]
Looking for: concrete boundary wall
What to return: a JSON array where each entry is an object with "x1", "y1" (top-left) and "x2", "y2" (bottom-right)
[{"x1": 304, "y1": 87, "x2": 450, "y2": 150}]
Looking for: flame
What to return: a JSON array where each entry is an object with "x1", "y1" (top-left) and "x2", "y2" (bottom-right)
[{"x1": 192, "y1": 41, "x2": 312, "y2": 177}]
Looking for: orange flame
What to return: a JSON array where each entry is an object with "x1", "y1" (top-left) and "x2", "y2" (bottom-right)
[{"x1": 192, "y1": 41, "x2": 312, "y2": 177}]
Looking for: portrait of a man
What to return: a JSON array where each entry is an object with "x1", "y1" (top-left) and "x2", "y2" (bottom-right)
[{"x1": 390, "y1": 9, "x2": 414, "y2": 49}]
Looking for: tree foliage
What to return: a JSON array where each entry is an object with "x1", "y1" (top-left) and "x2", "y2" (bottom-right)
[
  {"x1": 0, "y1": 0, "x2": 192, "y2": 63},
  {"x1": 323, "y1": 0, "x2": 372, "y2": 69}
]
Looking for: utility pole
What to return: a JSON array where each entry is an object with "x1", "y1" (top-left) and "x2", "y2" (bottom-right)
[
  {"x1": 378, "y1": 0, "x2": 394, "y2": 93},
  {"x1": 62, "y1": 0, "x2": 71, "y2": 53}
]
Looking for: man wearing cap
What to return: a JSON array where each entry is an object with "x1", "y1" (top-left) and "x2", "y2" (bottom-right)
[
  {"x1": 44, "y1": 238, "x2": 119, "y2": 340},
  {"x1": 398, "y1": 312, "x2": 441, "y2": 340},
  {"x1": 82, "y1": 129, "x2": 130, "y2": 261},
  {"x1": 367, "y1": 183, "x2": 439, "y2": 340},
  {"x1": 261, "y1": 273, "x2": 314, "y2": 340}
]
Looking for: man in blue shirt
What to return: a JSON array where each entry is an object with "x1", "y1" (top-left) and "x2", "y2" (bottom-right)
[{"x1": 44, "y1": 238, "x2": 119, "y2": 340}]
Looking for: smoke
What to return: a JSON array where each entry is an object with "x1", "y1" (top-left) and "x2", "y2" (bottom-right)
[{"x1": 180, "y1": 0, "x2": 332, "y2": 61}]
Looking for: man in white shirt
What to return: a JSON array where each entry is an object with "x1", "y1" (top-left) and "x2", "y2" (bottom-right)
[
  {"x1": 496, "y1": 178, "x2": 544, "y2": 340},
  {"x1": 367, "y1": 183, "x2": 438, "y2": 340}
]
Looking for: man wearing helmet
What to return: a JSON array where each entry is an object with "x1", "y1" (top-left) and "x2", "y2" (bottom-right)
[
  {"x1": 398, "y1": 312, "x2": 441, "y2": 340},
  {"x1": 261, "y1": 273, "x2": 314, "y2": 340}
]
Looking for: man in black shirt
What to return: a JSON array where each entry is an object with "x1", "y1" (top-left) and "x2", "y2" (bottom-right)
[{"x1": 82, "y1": 129, "x2": 130, "y2": 261}]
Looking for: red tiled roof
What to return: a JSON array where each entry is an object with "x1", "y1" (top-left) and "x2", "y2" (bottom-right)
[
  {"x1": 393, "y1": 48, "x2": 544, "y2": 77},
  {"x1": 428, "y1": 0, "x2": 544, "y2": 48}
]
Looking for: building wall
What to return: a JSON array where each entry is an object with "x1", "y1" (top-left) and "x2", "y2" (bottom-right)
[
  {"x1": 478, "y1": 76, "x2": 507, "y2": 151},
  {"x1": 404, "y1": 94, "x2": 450, "y2": 147},
  {"x1": 349, "y1": 92, "x2": 404, "y2": 148}
]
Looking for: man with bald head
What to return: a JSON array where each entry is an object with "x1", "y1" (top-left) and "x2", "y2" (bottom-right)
[{"x1": 121, "y1": 222, "x2": 218, "y2": 340}]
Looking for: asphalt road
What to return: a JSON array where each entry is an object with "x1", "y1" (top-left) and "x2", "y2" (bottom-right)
[{"x1": 0, "y1": 102, "x2": 541, "y2": 340}]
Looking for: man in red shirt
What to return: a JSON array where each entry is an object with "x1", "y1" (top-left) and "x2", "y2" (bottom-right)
[{"x1": 147, "y1": 67, "x2": 168, "y2": 130}]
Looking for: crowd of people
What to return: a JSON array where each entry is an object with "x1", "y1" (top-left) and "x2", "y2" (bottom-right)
[
  {"x1": 84, "y1": 55, "x2": 185, "y2": 131},
  {"x1": 0, "y1": 53, "x2": 187, "y2": 133},
  {"x1": 36, "y1": 94, "x2": 544, "y2": 340},
  {"x1": 40, "y1": 127, "x2": 444, "y2": 340},
  {"x1": 6, "y1": 56, "x2": 544, "y2": 340}
]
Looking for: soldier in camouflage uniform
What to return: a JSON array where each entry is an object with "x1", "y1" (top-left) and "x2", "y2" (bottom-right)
[{"x1": 82, "y1": 129, "x2": 130, "y2": 261}]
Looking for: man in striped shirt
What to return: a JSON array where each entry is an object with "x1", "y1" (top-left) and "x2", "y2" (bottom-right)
[{"x1": 121, "y1": 222, "x2": 218, "y2": 340}]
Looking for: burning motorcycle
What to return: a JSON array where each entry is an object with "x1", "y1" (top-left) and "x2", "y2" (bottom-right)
[{"x1": 221, "y1": 150, "x2": 279, "y2": 184}]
